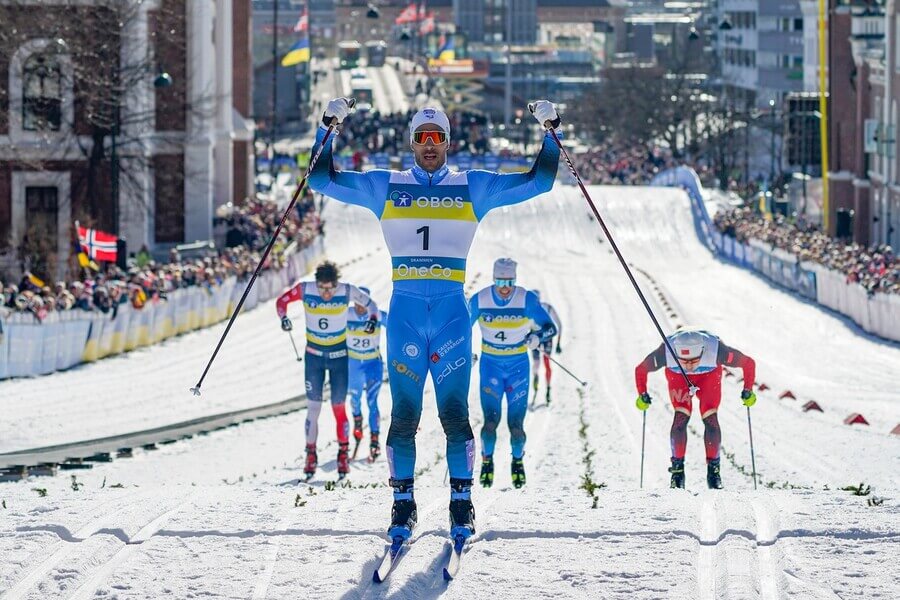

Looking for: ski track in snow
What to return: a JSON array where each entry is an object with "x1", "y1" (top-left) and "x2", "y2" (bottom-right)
[{"x1": 1, "y1": 186, "x2": 899, "y2": 598}]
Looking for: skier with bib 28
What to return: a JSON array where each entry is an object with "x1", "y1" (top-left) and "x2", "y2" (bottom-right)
[
  {"x1": 633, "y1": 327, "x2": 757, "y2": 489},
  {"x1": 530, "y1": 289, "x2": 562, "y2": 404},
  {"x1": 346, "y1": 286, "x2": 388, "y2": 462},
  {"x1": 308, "y1": 99, "x2": 562, "y2": 545},
  {"x1": 276, "y1": 261, "x2": 377, "y2": 480},
  {"x1": 470, "y1": 258, "x2": 557, "y2": 489}
]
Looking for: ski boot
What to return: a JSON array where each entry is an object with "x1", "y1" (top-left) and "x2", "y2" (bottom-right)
[
  {"x1": 511, "y1": 457, "x2": 526, "y2": 489},
  {"x1": 368, "y1": 433, "x2": 381, "y2": 463},
  {"x1": 353, "y1": 415, "x2": 364, "y2": 442},
  {"x1": 479, "y1": 456, "x2": 494, "y2": 488},
  {"x1": 337, "y1": 443, "x2": 350, "y2": 478},
  {"x1": 669, "y1": 457, "x2": 685, "y2": 489},
  {"x1": 706, "y1": 458, "x2": 723, "y2": 489},
  {"x1": 449, "y1": 479, "x2": 476, "y2": 540},
  {"x1": 545, "y1": 385, "x2": 552, "y2": 406},
  {"x1": 388, "y1": 478, "x2": 417, "y2": 541},
  {"x1": 303, "y1": 444, "x2": 318, "y2": 480}
]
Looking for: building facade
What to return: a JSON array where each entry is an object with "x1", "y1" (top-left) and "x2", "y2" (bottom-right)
[{"x1": 0, "y1": 0, "x2": 254, "y2": 279}]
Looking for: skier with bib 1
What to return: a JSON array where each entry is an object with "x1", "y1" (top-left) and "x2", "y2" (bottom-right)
[
  {"x1": 470, "y1": 258, "x2": 557, "y2": 489},
  {"x1": 276, "y1": 261, "x2": 377, "y2": 480},
  {"x1": 308, "y1": 99, "x2": 561, "y2": 547},
  {"x1": 633, "y1": 327, "x2": 757, "y2": 489},
  {"x1": 530, "y1": 289, "x2": 562, "y2": 405},
  {"x1": 346, "y1": 286, "x2": 388, "y2": 462}
]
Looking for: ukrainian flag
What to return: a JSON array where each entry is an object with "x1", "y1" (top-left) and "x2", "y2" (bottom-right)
[
  {"x1": 438, "y1": 37, "x2": 455, "y2": 61},
  {"x1": 281, "y1": 37, "x2": 310, "y2": 67}
]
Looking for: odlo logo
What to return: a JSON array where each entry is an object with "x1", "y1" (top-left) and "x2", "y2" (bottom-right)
[
  {"x1": 436, "y1": 356, "x2": 467, "y2": 384},
  {"x1": 392, "y1": 359, "x2": 421, "y2": 384}
]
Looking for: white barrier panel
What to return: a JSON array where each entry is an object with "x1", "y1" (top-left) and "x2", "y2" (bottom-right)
[
  {"x1": 812, "y1": 265, "x2": 900, "y2": 341},
  {"x1": 1, "y1": 240, "x2": 326, "y2": 379}
]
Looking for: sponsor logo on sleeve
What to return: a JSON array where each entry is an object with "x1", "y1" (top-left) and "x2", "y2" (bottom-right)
[{"x1": 403, "y1": 342, "x2": 420, "y2": 358}]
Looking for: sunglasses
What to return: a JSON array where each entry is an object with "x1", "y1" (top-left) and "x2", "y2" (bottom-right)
[
  {"x1": 495, "y1": 279, "x2": 515, "y2": 288},
  {"x1": 412, "y1": 130, "x2": 448, "y2": 145},
  {"x1": 317, "y1": 282, "x2": 336, "y2": 292}
]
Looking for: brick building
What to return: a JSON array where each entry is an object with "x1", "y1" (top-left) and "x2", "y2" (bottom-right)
[{"x1": 0, "y1": 0, "x2": 254, "y2": 280}]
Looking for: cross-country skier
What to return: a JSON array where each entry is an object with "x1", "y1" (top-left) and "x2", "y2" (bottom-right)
[
  {"x1": 470, "y1": 258, "x2": 557, "y2": 489},
  {"x1": 633, "y1": 327, "x2": 757, "y2": 489},
  {"x1": 308, "y1": 99, "x2": 561, "y2": 545},
  {"x1": 276, "y1": 261, "x2": 377, "y2": 480},
  {"x1": 530, "y1": 289, "x2": 562, "y2": 405},
  {"x1": 346, "y1": 286, "x2": 388, "y2": 462}
]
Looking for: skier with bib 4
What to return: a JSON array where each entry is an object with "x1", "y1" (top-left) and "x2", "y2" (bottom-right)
[
  {"x1": 634, "y1": 327, "x2": 757, "y2": 489},
  {"x1": 276, "y1": 261, "x2": 377, "y2": 480},
  {"x1": 308, "y1": 99, "x2": 561, "y2": 546},
  {"x1": 470, "y1": 258, "x2": 557, "y2": 489},
  {"x1": 346, "y1": 286, "x2": 388, "y2": 462}
]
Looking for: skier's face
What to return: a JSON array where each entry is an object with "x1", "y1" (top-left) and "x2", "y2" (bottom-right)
[
  {"x1": 494, "y1": 279, "x2": 514, "y2": 299},
  {"x1": 411, "y1": 124, "x2": 448, "y2": 172},
  {"x1": 317, "y1": 280, "x2": 337, "y2": 301},
  {"x1": 677, "y1": 357, "x2": 702, "y2": 372},
  {"x1": 354, "y1": 303, "x2": 367, "y2": 316}
]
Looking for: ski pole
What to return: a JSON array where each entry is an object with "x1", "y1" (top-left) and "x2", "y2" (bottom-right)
[
  {"x1": 287, "y1": 330, "x2": 303, "y2": 362},
  {"x1": 191, "y1": 102, "x2": 354, "y2": 396},
  {"x1": 544, "y1": 352, "x2": 587, "y2": 387},
  {"x1": 530, "y1": 105, "x2": 696, "y2": 394},
  {"x1": 640, "y1": 410, "x2": 647, "y2": 489},
  {"x1": 746, "y1": 406, "x2": 758, "y2": 490}
]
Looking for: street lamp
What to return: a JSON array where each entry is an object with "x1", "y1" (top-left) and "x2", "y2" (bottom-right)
[{"x1": 769, "y1": 98, "x2": 776, "y2": 183}]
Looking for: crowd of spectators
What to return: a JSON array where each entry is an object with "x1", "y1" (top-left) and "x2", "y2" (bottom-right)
[
  {"x1": 0, "y1": 191, "x2": 323, "y2": 319},
  {"x1": 713, "y1": 207, "x2": 899, "y2": 295},
  {"x1": 572, "y1": 142, "x2": 676, "y2": 185}
]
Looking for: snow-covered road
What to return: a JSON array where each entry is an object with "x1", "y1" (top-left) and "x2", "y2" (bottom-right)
[{"x1": 1, "y1": 184, "x2": 898, "y2": 598}]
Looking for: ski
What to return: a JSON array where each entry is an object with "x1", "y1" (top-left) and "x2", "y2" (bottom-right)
[
  {"x1": 351, "y1": 437, "x2": 363, "y2": 460},
  {"x1": 372, "y1": 535, "x2": 408, "y2": 583},
  {"x1": 442, "y1": 535, "x2": 467, "y2": 581}
]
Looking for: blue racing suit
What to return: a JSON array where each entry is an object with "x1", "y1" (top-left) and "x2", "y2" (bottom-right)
[
  {"x1": 470, "y1": 286, "x2": 556, "y2": 459},
  {"x1": 309, "y1": 125, "x2": 559, "y2": 490},
  {"x1": 347, "y1": 308, "x2": 388, "y2": 434}
]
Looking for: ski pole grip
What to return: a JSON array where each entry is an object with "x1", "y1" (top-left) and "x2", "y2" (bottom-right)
[{"x1": 328, "y1": 98, "x2": 357, "y2": 127}]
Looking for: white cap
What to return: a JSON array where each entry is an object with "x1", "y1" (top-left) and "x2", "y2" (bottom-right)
[
  {"x1": 672, "y1": 329, "x2": 706, "y2": 360},
  {"x1": 493, "y1": 258, "x2": 517, "y2": 280},
  {"x1": 410, "y1": 107, "x2": 451, "y2": 141}
]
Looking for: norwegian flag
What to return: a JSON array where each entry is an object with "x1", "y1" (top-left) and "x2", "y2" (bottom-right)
[
  {"x1": 77, "y1": 223, "x2": 118, "y2": 262},
  {"x1": 395, "y1": 2, "x2": 417, "y2": 24},
  {"x1": 293, "y1": 5, "x2": 308, "y2": 33},
  {"x1": 419, "y1": 11, "x2": 435, "y2": 34}
]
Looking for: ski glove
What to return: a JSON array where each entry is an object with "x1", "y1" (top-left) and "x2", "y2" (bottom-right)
[
  {"x1": 323, "y1": 97, "x2": 353, "y2": 126},
  {"x1": 364, "y1": 317, "x2": 377, "y2": 334},
  {"x1": 741, "y1": 389, "x2": 757, "y2": 407},
  {"x1": 281, "y1": 316, "x2": 293, "y2": 332},
  {"x1": 529, "y1": 100, "x2": 561, "y2": 129},
  {"x1": 525, "y1": 334, "x2": 541, "y2": 351},
  {"x1": 472, "y1": 353, "x2": 479, "y2": 364},
  {"x1": 636, "y1": 392, "x2": 652, "y2": 411}
]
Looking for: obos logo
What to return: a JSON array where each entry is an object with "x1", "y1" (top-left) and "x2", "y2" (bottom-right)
[
  {"x1": 423, "y1": 108, "x2": 436, "y2": 119},
  {"x1": 307, "y1": 300, "x2": 318, "y2": 309},
  {"x1": 414, "y1": 196, "x2": 464, "y2": 209},
  {"x1": 390, "y1": 190, "x2": 413, "y2": 207}
]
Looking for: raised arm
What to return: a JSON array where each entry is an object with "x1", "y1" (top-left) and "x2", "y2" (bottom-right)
[
  {"x1": 468, "y1": 133, "x2": 560, "y2": 220},
  {"x1": 348, "y1": 284, "x2": 377, "y2": 318},
  {"x1": 634, "y1": 344, "x2": 667, "y2": 394},
  {"x1": 467, "y1": 294, "x2": 481, "y2": 328},
  {"x1": 717, "y1": 342, "x2": 756, "y2": 391},
  {"x1": 276, "y1": 281, "x2": 304, "y2": 318},
  {"x1": 308, "y1": 126, "x2": 391, "y2": 218}
]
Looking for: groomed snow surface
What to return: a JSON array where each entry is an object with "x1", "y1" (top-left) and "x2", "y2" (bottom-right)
[{"x1": 2, "y1": 185, "x2": 899, "y2": 599}]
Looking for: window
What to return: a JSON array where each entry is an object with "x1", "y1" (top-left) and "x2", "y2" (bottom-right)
[
  {"x1": 794, "y1": 18, "x2": 803, "y2": 31},
  {"x1": 22, "y1": 53, "x2": 62, "y2": 131},
  {"x1": 25, "y1": 186, "x2": 59, "y2": 243}
]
